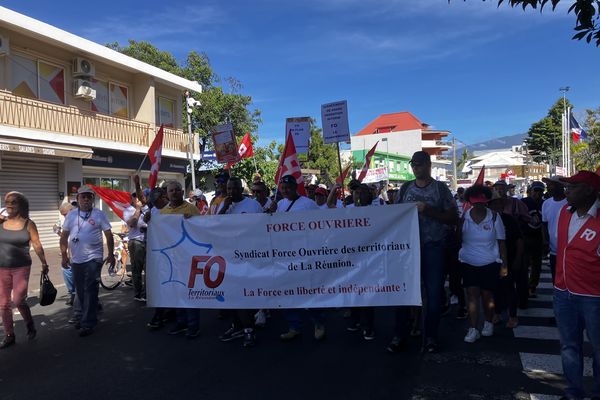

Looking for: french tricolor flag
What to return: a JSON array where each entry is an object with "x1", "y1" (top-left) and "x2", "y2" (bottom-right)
[{"x1": 570, "y1": 114, "x2": 588, "y2": 144}]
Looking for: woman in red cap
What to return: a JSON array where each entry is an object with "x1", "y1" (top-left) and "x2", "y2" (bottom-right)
[{"x1": 458, "y1": 185, "x2": 508, "y2": 343}]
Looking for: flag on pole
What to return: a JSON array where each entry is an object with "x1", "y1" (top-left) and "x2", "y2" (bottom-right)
[
  {"x1": 474, "y1": 165, "x2": 485, "y2": 185},
  {"x1": 225, "y1": 132, "x2": 254, "y2": 169},
  {"x1": 570, "y1": 114, "x2": 587, "y2": 144},
  {"x1": 336, "y1": 164, "x2": 352, "y2": 184},
  {"x1": 87, "y1": 185, "x2": 131, "y2": 221},
  {"x1": 275, "y1": 133, "x2": 306, "y2": 196},
  {"x1": 357, "y1": 141, "x2": 379, "y2": 183},
  {"x1": 148, "y1": 125, "x2": 164, "y2": 188}
]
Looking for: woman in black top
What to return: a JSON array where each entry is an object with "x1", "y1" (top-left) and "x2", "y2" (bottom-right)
[{"x1": 0, "y1": 191, "x2": 49, "y2": 348}]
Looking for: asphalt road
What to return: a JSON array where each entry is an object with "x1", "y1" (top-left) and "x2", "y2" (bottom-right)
[{"x1": 2, "y1": 266, "x2": 590, "y2": 400}]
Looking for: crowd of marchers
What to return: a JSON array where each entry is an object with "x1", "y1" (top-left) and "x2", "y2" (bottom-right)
[{"x1": 0, "y1": 150, "x2": 599, "y2": 400}]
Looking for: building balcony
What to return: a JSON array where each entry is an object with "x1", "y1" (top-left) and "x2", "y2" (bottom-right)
[
  {"x1": 422, "y1": 139, "x2": 452, "y2": 150},
  {"x1": 0, "y1": 90, "x2": 196, "y2": 156}
]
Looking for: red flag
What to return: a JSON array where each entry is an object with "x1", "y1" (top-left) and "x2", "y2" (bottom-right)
[
  {"x1": 225, "y1": 132, "x2": 254, "y2": 169},
  {"x1": 148, "y1": 125, "x2": 164, "y2": 189},
  {"x1": 572, "y1": 132, "x2": 580, "y2": 144},
  {"x1": 357, "y1": 141, "x2": 379, "y2": 183},
  {"x1": 336, "y1": 164, "x2": 351, "y2": 184},
  {"x1": 474, "y1": 165, "x2": 485, "y2": 185},
  {"x1": 88, "y1": 185, "x2": 131, "y2": 221},
  {"x1": 275, "y1": 133, "x2": 306, "y2": 196}
]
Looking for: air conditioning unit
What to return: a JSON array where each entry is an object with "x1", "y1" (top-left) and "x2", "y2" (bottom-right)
[
  {"x1": 0, "y1": 35, "x2": 9, "y2": 56},
  {"x1": 73, "y1": 79, "x2": 96, "y2": 101},
  {"x1": 73, "y1": 57, "x2": 95, "y2": 77}
]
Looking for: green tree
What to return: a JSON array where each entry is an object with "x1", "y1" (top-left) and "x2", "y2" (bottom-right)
[
  {"x1": 454, "y1": 1, "x2": 600, "y2": 46},
  {"x1": 572, "y1": 107, "x2": 600, "y2": 170},
  {"x1": 107, "y1": 40, "x2": 262, "y2": 184},
  {"x1": 525, "y1": 98, "x2": 573, "y2": 164},
  {"x1": 304, "y1": 123, "x2": 343, "y2": 186},
  {"x1": 457, "y1": 148, "x2": 472, "y2": 178}
]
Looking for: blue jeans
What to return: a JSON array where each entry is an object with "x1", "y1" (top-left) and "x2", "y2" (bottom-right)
[
  {"x1": 554, "y1": 289, "x2": 600, "y2": 399},
  {"x1": 176, "y1": 309, "x2": 199, "y2": 331},
  {"x1": 72, "y1": 259, "x2": 102, "y2": 330},
  {"x1": 62, "y1": 266, "x2": 75, "y2": 295},
  {"x1": 421, "y1": 241, "x2": 446, "y2": 343}
]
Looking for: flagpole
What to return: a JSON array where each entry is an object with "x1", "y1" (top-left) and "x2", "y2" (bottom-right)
[
  {"x1": 252, "y1": 155, "x2": 259, "y2": 175},
  {"x1": 135, "y1": 154, "x2": 148, "y2": 176},
  {"x1": 567, "y1": 107, "x2": 572, "y2": 175},
  {"x1": 335, "y1": 142, "x2": 345, "y2": 207}
]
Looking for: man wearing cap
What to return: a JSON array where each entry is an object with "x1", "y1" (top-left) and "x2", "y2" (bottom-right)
[
  {"x1": 553, "y1": 171, "x2": 600, "y2": 400},
  {"x1": 123, "y1": 193, "x2": 148, "y2": 302},
  {"x1": 521, "y1": 181, "x2": 546, "y2": 298},
  {"x1": 275, "y1": 175, "x2": 324, "y2": 341},
  {"x1": 208, "y1": 173, "x2": 229, "y2": 215},
  {"x1": 60, "y1": 186, "x2": 115, "y2": 337},
  {"x1": 388, "y1": 151, "x2": 458, "y2": 354},
  {"x1": 541, "y1": 176, "x2": 567, "y2": 284}
]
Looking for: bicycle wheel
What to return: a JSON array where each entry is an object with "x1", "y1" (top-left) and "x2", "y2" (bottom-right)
[{"x1": 100, "y1": 258, "x2": 124, "y2": 290}]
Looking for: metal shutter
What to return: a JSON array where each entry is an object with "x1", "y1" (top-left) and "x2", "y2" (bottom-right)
[{"x1": 0, "y1": 158, "x2": 59, "y2": 248}]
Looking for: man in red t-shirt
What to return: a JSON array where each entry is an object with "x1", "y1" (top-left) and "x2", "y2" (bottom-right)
[{"x1": 553, "y1": 171, "x2": 600, "y2": 400}]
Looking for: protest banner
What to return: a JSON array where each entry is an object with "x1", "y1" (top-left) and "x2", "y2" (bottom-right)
[
  {"x1": 146, "y1": 204, "x2": 421, "y2": 309},
  {"x1": 357, "y1": 167, "x2": 388, "y2": 184},
  {"x1": 211, "y1": 123, "x2": 238, "y2": 163},
  {"x1": 285, "y1": 117, "x2": 311, "y2": 155},
  {"x1": 321, "y1": 100, "x2": 350, "y2": 144}
]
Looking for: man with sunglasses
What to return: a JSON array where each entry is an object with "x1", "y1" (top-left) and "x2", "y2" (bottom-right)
[
  {"x1": 250, "y1": 181, "x2": 272, "y2": 212},
  {"x1": 60, "y1": 186, "x2": 115, "y2": 337},
  {"x1": 388, "y1": 151, "x2": 457, "y2": 354}
]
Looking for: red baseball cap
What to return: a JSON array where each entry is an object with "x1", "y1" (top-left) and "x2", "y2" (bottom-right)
[
  {"x1": 469, "y1": 194, "x2": 489, "y2": 204},
  {"x1": 559, "y1": 171, "x2": 600, "y2": 191},
  {"x1": 315, "y1": 187, "x2": 328, "y2": 196}
]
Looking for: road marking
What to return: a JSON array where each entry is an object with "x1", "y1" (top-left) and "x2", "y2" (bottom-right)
[
  {"x1": 540, "y1": 273, "x2": 552, "y2": 280},
  {"x1": 518, "y1": 308, "x2": 554, "y2": 318},
  {"x1": 537, "y1": 282, "x2": 554, "y2": 289},
  {"x1": 520, "y1": 352, "x2": 593, "y2": 377},
  {"x1": 529, "y1": 394, "x2": 562, "y2": 400},
  {"x1": 529, "y1": 294, "x2": 553, "y2": 302},
  {"x1": 514, "y1": 326, "x2": 589, "y2": 342}
]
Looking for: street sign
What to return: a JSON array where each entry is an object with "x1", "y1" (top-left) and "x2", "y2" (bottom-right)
[
  {"x1": 321, "y1": 100, "x2": 350, "y2": 144},
  {"x1": 285, "y1": 117, "x2": 311, "y2": 155}
]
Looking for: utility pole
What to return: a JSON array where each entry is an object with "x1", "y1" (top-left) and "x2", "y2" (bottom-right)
[
  {"x1": 185, "y1": 91, "x2": 197, "y2": 190},
  {"x1": 452, "y1": 137, "x2": 457, "y2": 191}
]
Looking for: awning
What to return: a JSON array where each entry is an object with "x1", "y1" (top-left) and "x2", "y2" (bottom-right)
[{"x1": 0, "y1": 137, "x2": 93, "y2": 159}]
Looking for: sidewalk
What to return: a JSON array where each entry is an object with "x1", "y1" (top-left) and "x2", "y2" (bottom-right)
[{"x1": 28, "y1": 246, "x2": 111, "y2": 296}]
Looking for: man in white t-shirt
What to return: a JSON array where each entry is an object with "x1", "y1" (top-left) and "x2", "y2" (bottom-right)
[
  {"x1": 122, "y1": 193, "x2": 148, "y2": 302},
  {"x1": 541, "y1": 176, "x2": 567, "y2": 283},
  {"x1": 217, "y1": 177, "x2": 263, "y2": 347},
  {"x1": 275, "y1": 175, "x2": 324, "y2": 341},
  {"x1": 60, "y1": 186, "x2": 114, "y2": 337}
]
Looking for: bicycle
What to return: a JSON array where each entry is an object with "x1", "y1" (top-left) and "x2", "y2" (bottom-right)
[{"x1": 100, "y1": 233, "x2": 131, "y2": 290}]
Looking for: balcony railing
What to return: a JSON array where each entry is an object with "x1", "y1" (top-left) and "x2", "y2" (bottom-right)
[{"x1": 0, "y1": 90, "x2": 193, "y2": 154}]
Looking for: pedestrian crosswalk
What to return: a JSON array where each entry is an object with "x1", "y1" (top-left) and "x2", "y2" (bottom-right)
[{"x1": 518, "y1": 264, "x2": 595, "y2": 400}]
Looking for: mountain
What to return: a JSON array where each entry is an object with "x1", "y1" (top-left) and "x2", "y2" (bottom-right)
[{"x1": 456, "y1": 133, "x2": 527, "y2": 154}]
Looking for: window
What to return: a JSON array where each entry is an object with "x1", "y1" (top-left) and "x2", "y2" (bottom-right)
[
  {"x1": 157, "y1": 97, "x2": 175, "y2": 127},
  {"x1": 38, "y1": 60, "x2": 65, "y2": 104},
  {"x1": 91, "y1": 79, "x2": 109, "y2": 114},
  {"x1": 83, "y1": 177, "x2": 130, "y2": 223},
  {"x1": 9, "y1": 54, "x2": 65, "y2": 104},
  {"x1": 109, "y1": 82, "x2": 128, "y2": 118}
]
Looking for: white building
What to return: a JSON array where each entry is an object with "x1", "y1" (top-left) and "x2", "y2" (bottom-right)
[{"x1": 0, "y1": 7, "x2": 202, "y2": 247}]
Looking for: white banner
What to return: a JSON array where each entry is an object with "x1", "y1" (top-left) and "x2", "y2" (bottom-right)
[
  {"x1": 357, "y1": 167, "x2": 389, "y2": 184},
  {"x1": 147, "y1": 204, "x2": 421, "y2": 309}
]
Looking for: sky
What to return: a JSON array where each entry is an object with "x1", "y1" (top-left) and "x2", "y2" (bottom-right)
[{"x1": 3, "y1": 0, "x2": 600, "y2": 148}]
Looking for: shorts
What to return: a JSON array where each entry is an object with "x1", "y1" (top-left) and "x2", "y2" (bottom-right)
[{"x1": 461, "y1": 262, "x2": 500, "y2": 291}]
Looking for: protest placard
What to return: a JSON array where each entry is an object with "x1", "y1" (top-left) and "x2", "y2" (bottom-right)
[
  {"x1": 321, "y1": 100, "x2": 350, "y2": 144},
  {"x1": 285, "y1": 117, "x2": 311, "y2": 155}
]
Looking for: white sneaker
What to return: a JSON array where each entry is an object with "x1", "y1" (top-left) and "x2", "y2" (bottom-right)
[
  {"x1": 464, "y1": 328, "x2": 481, "y2": 343},
  {"x1": 481, "y1": 321, "x2": 494, "y2": 337},
  {"x1": 450, "y1": 295, "x2": 459, "y2": 305},
  {"x1": 254, "y1": 310, "x2": 267, "y2": 327}
]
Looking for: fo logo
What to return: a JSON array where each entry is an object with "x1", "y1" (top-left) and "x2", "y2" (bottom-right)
[{"x1": 187, "y1": 255, "x2": 226, "y2": 289}]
